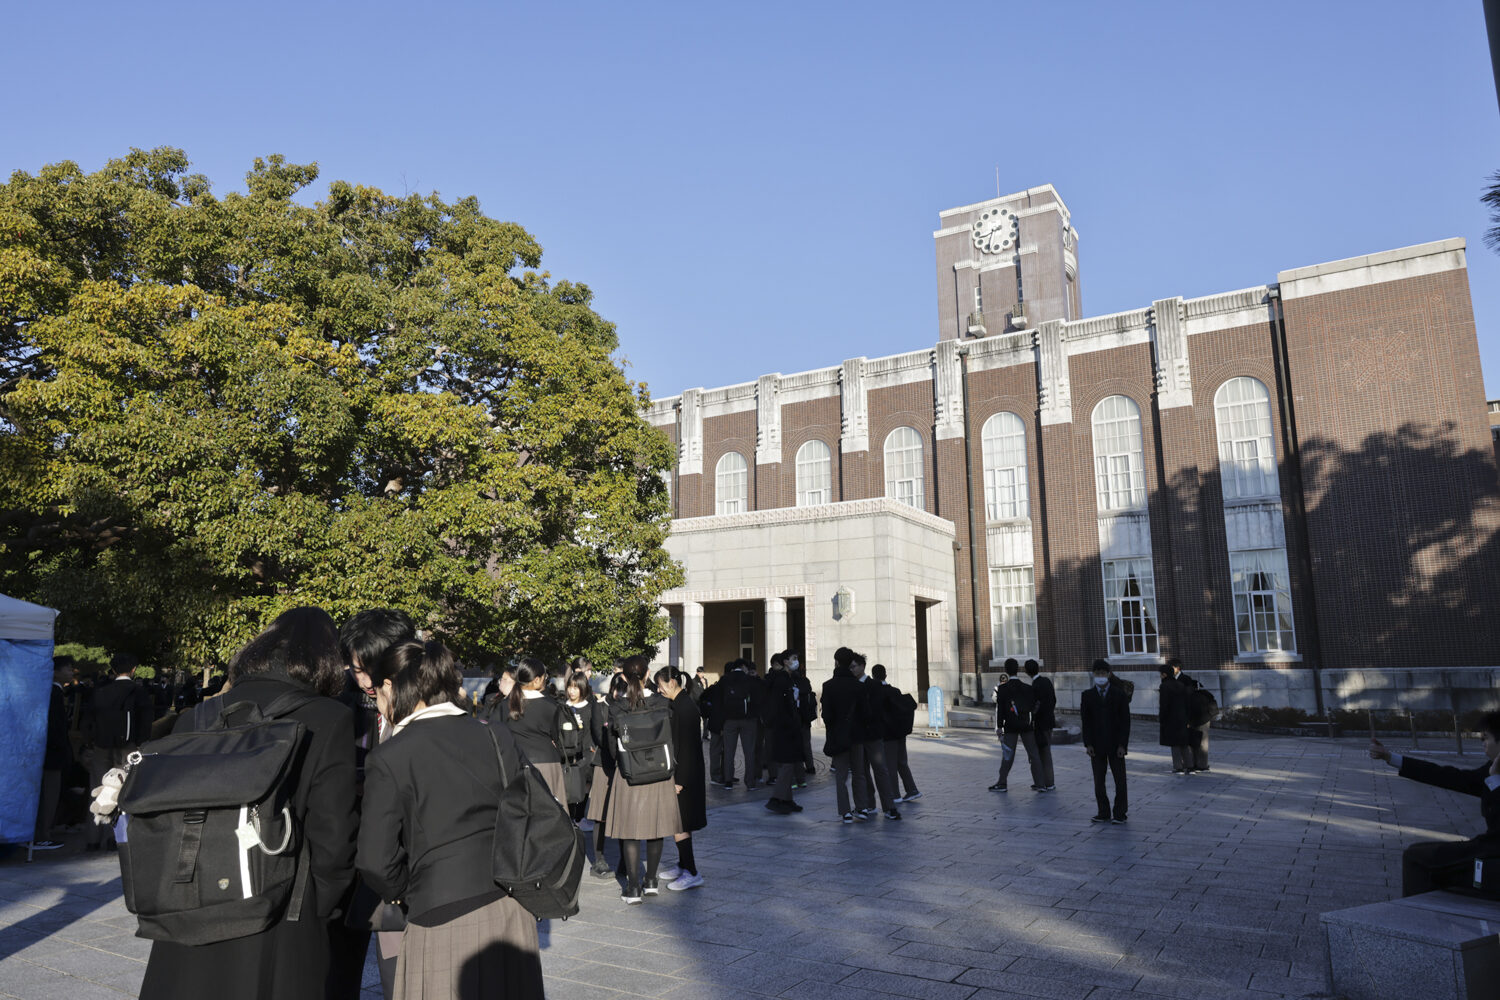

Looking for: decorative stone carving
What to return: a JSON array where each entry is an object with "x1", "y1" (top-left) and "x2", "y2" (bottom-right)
[
  {"x1": 840, "y1": 357, "x2": 869, "y2": 453},
  {"x1": 1152, "y1": 297, "x2": 1193, "y2": 410},
  {"x1": 679, "y1": 388, "x2": 703, "y2": 476},
  {"x1": 1036, "y1": 320, "x2": 1072, "y2": 426},
  {"x1": 756, "y1": 374, "x2": 781, "y2": 466},
  {"x1": 933, "y1": 341, "x2": 965, "y2": 441}
]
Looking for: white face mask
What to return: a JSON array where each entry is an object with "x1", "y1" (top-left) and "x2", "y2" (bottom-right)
[
  {"x1": 1093, "y1": 676, "x2": 1109, "y2": 688},
  {"x1": 789, "y1": 657, "x2": 800, "y2": 671}
]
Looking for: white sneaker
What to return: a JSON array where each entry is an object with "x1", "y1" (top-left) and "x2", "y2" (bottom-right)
[
  {"x1": 656, "y1": 864, "x2": 682, "y2": 881},
  {"x1": 668, "y1": 872, "x2": 704, "y2": 891}
]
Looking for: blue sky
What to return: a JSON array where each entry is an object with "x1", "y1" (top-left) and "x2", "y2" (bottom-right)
[{"x1": 5, "y1": 1, "x2": 1499, "y2": 399}]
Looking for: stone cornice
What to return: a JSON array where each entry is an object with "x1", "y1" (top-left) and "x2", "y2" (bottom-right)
[{"x1": 668, "y1": 497, "x2": 956, "y2": 537}]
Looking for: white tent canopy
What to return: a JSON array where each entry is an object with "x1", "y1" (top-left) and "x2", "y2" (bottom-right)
[{"x1": 0, "y1": 594, "x2": 58, "y2": 641}]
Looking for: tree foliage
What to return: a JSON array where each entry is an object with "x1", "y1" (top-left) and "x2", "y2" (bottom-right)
[
  {"x1": 0, "y1": 148, "x2": 681, "y2": 670},
  {"x1": 1485, "y1": 170, "x2": 1500, "y2": 254}
]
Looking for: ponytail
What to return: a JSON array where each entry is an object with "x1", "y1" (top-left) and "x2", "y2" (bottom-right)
[
  {"x1": 621, "y1": 654, "x2": 650, "y2": 710},
  {"x1": 372, "y1": 639, "x2": 462, "y2": 726},
  {"x1": 508, "y1": 657, "x2": 546, "y2": 721}
]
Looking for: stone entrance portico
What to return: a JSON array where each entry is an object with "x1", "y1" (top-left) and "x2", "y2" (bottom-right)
[{"x1": 652, "y1": 497, "x2": 961, "y2": 696}]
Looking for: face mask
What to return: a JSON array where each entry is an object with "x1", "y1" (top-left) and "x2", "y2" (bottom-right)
[
  {"x1": 1093, "y1": 676, "x2": 1109, "y2": 688},
  {"x1": 789, "y1": 658, "x2": 799, "y2": 671}
]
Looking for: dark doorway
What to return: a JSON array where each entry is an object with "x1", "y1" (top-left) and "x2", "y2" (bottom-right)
[
  {"x1": 914, "y1": 599, "x2": 934, "y2": 694},
  {"x1": 786, "y1": 598, "x2": 806, "y2": 661}
]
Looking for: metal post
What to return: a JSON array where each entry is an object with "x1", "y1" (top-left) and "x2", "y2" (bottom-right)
[
  {"x1": 1408, "y1": 708, "x2": 1418, "y2": 751},
  {"x1": 1366, "y1": 708, "x2": 1375, "y2": 742}
]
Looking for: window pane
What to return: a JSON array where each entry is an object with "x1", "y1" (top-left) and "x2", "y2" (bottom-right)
[
  {"x1": 1227, "y1": 547, "x2": 1296, "y2": 653},
  {"x1": 884, "y1": 427, "x2": 925, "y2": 509},
  {"x1": 981, "y1": 412, "x2": 1029, "y2": 520},
  {"x1": 716, "y1": 452, "x2": 747, "y2": 515},
  {"x1": 1091, "y1": 396, "x2": 1145, "y2": 510},
  {"x1": 1215, "y1": 378, "x2": 1278, "y2": 500},
  {"x1": 796, "y1": 440, "x2": 832, "y2": 507}
]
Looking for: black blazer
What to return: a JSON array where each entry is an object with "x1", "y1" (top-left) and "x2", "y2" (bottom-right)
[
  {"x1": 820, "y1": 668, "x2": 864, "y2": 756},
  {"x1": 176, "y1": 676, "x2": 357, "y2": 921},
  {"x1": 1400, "y1": 755, "x2": 1500, "y2": 840},
  {"x1": 1080, "y1": 682, "x2": 1131, "y2": 755},
  {"x1": 91, "y1": 677, "x2": 154, "y2": 749},
  {"x1": 44, "y1": 684, "x2": 72, "y2": 770},
  {"x1": 358, "y1": 711, "x2": 523, "y2": 922},
  {"x1": 1032, "y1": 675, "x2": 1057, "y2": 732},
  {"x1": 502, "y1": 693, "x2": 563, "y2": 765}
]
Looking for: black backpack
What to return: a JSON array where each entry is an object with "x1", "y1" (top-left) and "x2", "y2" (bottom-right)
[
  {"x1": 485, "y1": 726, "x2": 585, "y2": 921},
  {"x1": 613, "y1": 702, "x2": 674, "y2": 786},
  {"x1": 722, "y1": 674, "x2": 752, "y2": 720},
  {"x1": 1006, "y1": 683, "x2": 1037, "y2": 732},
  {"x1": 557, "y1": 708, "x2": 586, "y2": 766},
  {"x1": 116, "y1": 692, "x2": 314, "y2": 946},
  {"x1": 1189, "y1": 687, "x2": 1219, "y2": 726}
]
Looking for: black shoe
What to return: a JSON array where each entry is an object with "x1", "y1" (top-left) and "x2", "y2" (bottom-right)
[
  {"x1": 804, "y1": 765, "x2": 816, "y2": 775},
  {"x1": 590, "y1": 859, "x2": 613, "y2": 879},
  {"x1": 1111, "y1": 816, "x2": 1128, "y2": 824},
  {"x1": 745, "y1": 782, "x2": 760, "y2": 790},
  {"x1": 883, "y1": 809, "x2": 901, "y2": 820},
  {"x1": 622, "y1": 885, "x2": 643, "y2": 905},
  {"x1": 643, "y1": 877, "x2": 660, "y2": 896},
  {"x1": 765, "y1": 798, "x2": 793, "y2": 814},
  {"x1": 988, "y1": 782, "x2": 1007, "y2": 792},
  {"x1": 902, "y1": 790, "x2": 921, "y2": 800},
  {"x1": 1091, "y1": 814, "x2": 1111, "y2": 823},
  {"x1": 787, "y1": 799, "x2": 804, "y2": 812}
]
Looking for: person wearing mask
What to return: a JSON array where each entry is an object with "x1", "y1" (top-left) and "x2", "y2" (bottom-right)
[
  {"x1": 1080, "y1": 660, "x2": 1131, "y2": 824},
  {"x1": 854, "y1": 654, "x2": 901, "y2": 821},
  {"x1": 653, "y1": 666, "x2": 707, "y2": 890},
  {"x1": 719, "y1": 660, "x2": 761, "y2": 790},
  {"x1": 606, "y1": 656, "x2": 682, "y2": 903},
  {"x1": 1158, "y1": 664, "x2": 1193, "y2": 775},
  {"x1": 821, "y1": 648, "x2": 866, "y2": 824},
  {"x1": 762, "y1": 653, "x2": 806, "y2": 815},
  {"x1": 990, "y1": 659, "x2": 1043, "y2": 794},
  {"x1": 358, "y1": 639, "x2": 545, "y2": 998},
  {"x1": 1370, "y1": 713, "x2": 1500, "y2": 896},
  {"x1": 1024, "y1": 659, "x2": 1057, "y2": 791},
  {"x1": 496, "y1": 658, "x2": 568, "y2": 805},
  {"x1": 84, "y1": 652, "x2": 154, "y2": 851},
  {"x1": 332, "y1": 608, "x2": 417, "y2": 1000},
  {"x1": 139, "y1": 608, "x2": 358, "y2": 1000},
  {"x1": 871, "y1": 664, "x2": 920, "y2": 803},
  {"x1": 785, "y1": 650, "x2": 817, "y2": 781}
]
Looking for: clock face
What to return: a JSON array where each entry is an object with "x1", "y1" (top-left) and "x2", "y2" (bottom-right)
[{"x1": 972, "y1": 206, "x2": 1018, "y2": 255}]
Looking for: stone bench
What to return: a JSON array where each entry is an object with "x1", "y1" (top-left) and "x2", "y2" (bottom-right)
[{"x1": 1322, "y1": 891, "x2": 1500, "y2": 1000}]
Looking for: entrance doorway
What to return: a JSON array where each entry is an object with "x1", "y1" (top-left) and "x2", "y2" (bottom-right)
[
  {"x1": 786, "y1": 598, "x2": 806, "y2": 661},
  {"x1": 914, "y1": 599, "x2": 934, "y2": 694}
]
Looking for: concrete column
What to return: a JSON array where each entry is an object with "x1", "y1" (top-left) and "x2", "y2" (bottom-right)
[
  {"x1": 682, "y1": 601, "x2": 705, "y2": 672},
  {"x1": 764, "y1": 597, "x2": 787, "y2": 666}
]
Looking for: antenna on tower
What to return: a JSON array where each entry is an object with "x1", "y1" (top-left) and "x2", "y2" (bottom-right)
[{"x1": 995, "y1": 166, "x2": 1000, "y2": 198}]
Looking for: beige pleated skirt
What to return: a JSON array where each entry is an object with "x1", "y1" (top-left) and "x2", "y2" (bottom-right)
[
  {"x1": 533, "y1": 760, "x2": 567, "y2": 807},
  {"x1": 395, "y1": 895, "x2": 543, "y2": 1000},
  {"x1": 584, "y1": 765, "x2": 611, "y2": 822},
  {"x1": 604, "y1": 775, "x2": 683, "y2": 840}
]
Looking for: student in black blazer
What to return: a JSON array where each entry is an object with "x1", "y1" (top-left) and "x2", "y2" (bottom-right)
[
  {"x1": 1025, "y1": 659, "x2": 1057, "y2": 791},
  {"x1": 493, "y1": 658, "x2": 567, "y2": 805},
  {"x1": 358, "y1": 639, "x2": 544, "y2": 999},
  {"x1": 1080, "y1": 659, "x2": 1131, "y2": 824},
  {"x1": 1371, "y1": 711, "x2": 1500, "y2": 896}
]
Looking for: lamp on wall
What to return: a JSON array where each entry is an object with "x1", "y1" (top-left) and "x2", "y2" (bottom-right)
[{"x1": 834, "y1": 586, "x2": 854, "y2": 621}]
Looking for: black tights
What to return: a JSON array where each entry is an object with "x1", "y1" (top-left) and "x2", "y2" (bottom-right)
[
  {"x1": 619, "y1": 838, "x2": 663, "y2": 887},
  {"x1": 676, "y1": 835, "x2": 697, "y2": 875}
]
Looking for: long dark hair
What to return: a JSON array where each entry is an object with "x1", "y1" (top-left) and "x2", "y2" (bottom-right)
[
  {"x1": 620, "y1": 655, "x2": 650, "y2": 710},
  {"x1": 370, "y1": 639, "x2": 462, "y2": 725},
  {"x1": 564, "y1": 669, "x2": 592, "y2": 703},
  {"x1": 507, "y1": 657, "x2": 546, "y2": 721},
  {"x1": 229, "y1": 606, "x2": 344, "y2": 697}
]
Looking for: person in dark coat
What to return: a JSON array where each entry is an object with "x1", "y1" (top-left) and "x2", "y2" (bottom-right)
[
  {"x1": 719, "y1": 660, "x2": 761, "y2": 789},
  {"x1": 854, "y1": 657, "x2": 900, "y2": 819},
  {"x1": 1157, "y1": 666, "x2": 1192, "y2": 774},
  {"x1": 1171, "y1": 658, "x2": 1213, "y2": 772},
  {"x1": 871, "y1": 663, "x2": 919, "y2": 801},
  {"x1": 1025, "y1": 659, "x2": 1057, "y2": 791},
  {"x1": 84, "y1": 652, "x2": 154, "y2": 850},
  {"x1": 655, "y1": 666, "x2": 707, "y2": 890},
  {"x1": 561, "y1": 669, "x2": 597, "y2": 822},
  {"x1": 583, "y1": 671, "x2": 627, "y2": 879},
  {"x1": 762, "y1": 653, "x2": 806, "y2": 815},
  {"x1": 32, "y1": 656, "x2": 75, "y2": 849},
  {"x1": 990, "y1": 659, "x2": 1043, "y2": 793},
  {"x1": 788, "y1": 651, "x2": 817, "y2": 777},
  {"x1": 1371, "y1": 712, "x2": 1500, "y2": 897},
  {"x1": 821, "y1": 648, "x2": 865, "y2": 823},
  {"x1": 606, "y1": 656, "x2": 681, "y2": 902},
  {"x1": 495, "y1": 658, "x2": 568, "y2": 805},
  {"x1": 700, "y1": 670, "x2": 726, "y2": 784},
  {"x1": 1080, "y1": 659, "x2": 1131, "y2": 824},
  {"x1": 139, "y1": 607, "x2": 359, "y2": 1000}
]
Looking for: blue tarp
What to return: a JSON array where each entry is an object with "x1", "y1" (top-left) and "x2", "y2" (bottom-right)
[{"x1": 0, "y1": 639, "x2": 53, "y2": 844}]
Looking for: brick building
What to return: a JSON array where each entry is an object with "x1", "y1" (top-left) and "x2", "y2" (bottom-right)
[{"x1": 646, "y1": 186, "x2": 1500, "y2": 712}]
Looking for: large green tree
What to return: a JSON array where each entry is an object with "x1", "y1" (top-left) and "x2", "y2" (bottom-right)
[{"x1": 0, "y1": 148, "x2": 680, "y2": 671}]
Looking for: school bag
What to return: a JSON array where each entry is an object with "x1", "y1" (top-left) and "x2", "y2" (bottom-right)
[
  {"x1": 1189, "y1": 686, "x2": 1219, "y2": 726},
  {"x1": 485, "y1": 726, "x2": 586, "y2": 920},
  {"x1": 1005, "y1": 682, "x2": 1036, "y2": 732},
  {"x1": 613, "y1": 701, "x2": 674, "y2": 786},
  {"x1": 557, "y1": 710, "x2": 586, "y2": 766},
  {"x1": 115, "y1": 691, "x2": 314, "y2": 946}
]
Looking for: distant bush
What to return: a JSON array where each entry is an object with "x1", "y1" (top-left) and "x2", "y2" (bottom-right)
[
  {"x1": 1329, "y1": 708, "x2": 1493, "y2": 733},
  {"x1": 1217, "y1": 707, "x2": 1311, "y2": 728},
  {"x1": 53, "y1": 642, "x2": 110, "y2": 673}
]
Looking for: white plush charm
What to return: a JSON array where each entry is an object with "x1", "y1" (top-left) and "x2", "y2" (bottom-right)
[{"x1": 89, "y1": 768, "x2": 127, "y2": 825}]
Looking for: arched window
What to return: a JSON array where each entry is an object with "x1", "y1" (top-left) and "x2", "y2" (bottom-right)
[
  {"x1": 883, "y1": 427, "x2": 924, "y2": 509},
  {"x1": 715, "y1": 451, "x2": 748, "y2": 515},
  {"x1": 795, "y1": 440, "x2": 833, "y2": 507},
  {"x1": 1091, "y1": 396, "x2": 1146, "y2": 511},
  {"x1": 1214, "y1": 377, "x2": 1278, "y2": 500},
  {"x1": 981, "y1": 412, "x2": 1029, "y2": 520}
]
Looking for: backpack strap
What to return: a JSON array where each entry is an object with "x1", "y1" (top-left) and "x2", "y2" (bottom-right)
[{"x1": 284, "y1": 837, "x2": 312, "y2": 923}]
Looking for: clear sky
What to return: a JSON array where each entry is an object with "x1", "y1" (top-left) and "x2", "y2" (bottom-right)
[{"x1": 5, "y1": 1, "x2": 1499, "y2": 400}]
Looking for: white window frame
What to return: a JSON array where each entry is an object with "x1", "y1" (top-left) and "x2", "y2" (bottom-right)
[
  {"x1": 795, "y1": 439, "x2": 833, "y2": 507},
  {"x1": 1102, "y1": 557, "x2": 1159, "y2": 656},
  {"x1": 739, "y1": 609, "x2": 755, "y2": 663},
  {"x1": 981, "y1": 411, "x2": 1029, "y2": 521},
  {"x1": 1229, "y1": 549, "x2": 1297, "y2": 654},
  {"x1": 715, "y1": 451, "x2": 748, "y2": 515},
  {"x1": 883, "y1": 426, "x2": 925, "y2": 509},
  {"x1": 1214, "y1": 377, "x2": 1278, "y2": 500},
  {"x1": 990, "y1": 565, "x2": 1038, "y2": 660},
  {"x1": 1091, "y1": 396, "x2": 1146, "y2": 512}
]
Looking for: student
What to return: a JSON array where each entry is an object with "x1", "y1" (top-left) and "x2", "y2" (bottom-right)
[
  {"x1": 762, "y1": 653, "x2": 806, "y2": 815},
  {"x1": 1171, "y1": 658, "x2": 1214, "y2": 772},
  {"x1": 584, "y1": 672, "x2": 628, "y2": 879},
  {"x1": 699, "y1": 668, "x2": 726, "y2": 785},
  {"x1": 990, "y1": 659, "x2": 1043, "y2": 793},
  {"x1": 606, "y1": 656, "x2": 682, "y2": 903},
  {"x1": 871, "y1": 664, "x2": 920, "y2": 802},
  {"x1": 821, "y1": 647, "x2": 866, "y2": 824},
  {"x1": 561, "y1": 669, "x2": 597, "y2": 823},
  {"x1": 719, "y1": 660, "x2": 761, "y2": 789},
  {"x1": 1158, "y1": 665, "x2": 1193, "y2": 774},
  {"x1": 358, "y1": 639, "x2": 545, "y2": 998},
  {"x1": 786, "y1": 651, "x2": 817, "y2": 779},
  {"x1": 1080, "y1": 659, "x2": 1131, "y2": 824},
  {"x1": 32, "y1": 655, "x2": 74, "y2": 851},
  {"x1": 139, "y1": 608, "x2": 358, "y2": 1000},
  {"x1": 1024, "y1": 659, "x2": 1057, "y2": 791},
  {"x1": 654, "y1": 666, "x2": 707, "y2": 889},
  {"x1": 84, "y1": 653, "x2": 154, "y2": 851},
  {"x1": 853, "y1": 654, "x2": 900, "y2": 820},
  {"x1": 1371, "y1": 713, "x2": 1500, "y2": 896},
  {"x1": 497, "y1": 658, "x2": 568, "y2": 805}
]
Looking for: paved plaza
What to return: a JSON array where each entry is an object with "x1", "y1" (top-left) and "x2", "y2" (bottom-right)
[{"x1": 0, "y1": 727, "x2": 1485, "y2": 999}]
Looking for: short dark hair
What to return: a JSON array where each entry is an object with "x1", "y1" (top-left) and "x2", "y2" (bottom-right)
[
  {"x1": 769, "y1": 651, "x2": 786, "y2": 668},
  {"x1": 1091, "y1": 659, "x2": 1111, "y2": 674},
  {"x1": 1479, "y1": 710, "x2": 1500, "y2": 742},
  {"x1": 870, "y1": 663, "x2": 887, "y2": 682},
  {"x1": 339, "y1": 609, "x2": 415, "y2": 670},
  {"x1": 1003, "y1": 657, "x2": 1019, "y2": 671},
  {"x1": 834, "y1": 647, "x2": 855, "y2": 668},
  {"x1": 52, "y1": 655, "x2": 75, "y2": 672},
  {"x1": 724, "y1": 659, "x2": 740, "y2": 672},
  {"x1": 111, "y1": 652, "x2": 138, "y2": 676},
  {"x1": 1165, "y1": 657, "x2": 1183, "y2": 672},
  {"x1": 230, "y1": 606, "x2": 345, "y2": 697},
  {"x1": 1023, "y1": 659, "x2": 1039, "y2": 677}
]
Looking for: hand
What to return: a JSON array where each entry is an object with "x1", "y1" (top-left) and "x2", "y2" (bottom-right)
[
  {"x1": 1116, "y1": 748, "x2": 1127, "y2": 759},
  {"x1": 1085, "y1": 746, "x2": 1095, "y2": 758},
  {"x1": 675, "y1": 784, "x2": 683, "y2": 794},
  {"x1": 1369, "y1": 738, "x2": 1391, "y2": 762},
  {"x1": 1490, "y1": 755, "x2": 1500, "y2": 777}
]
